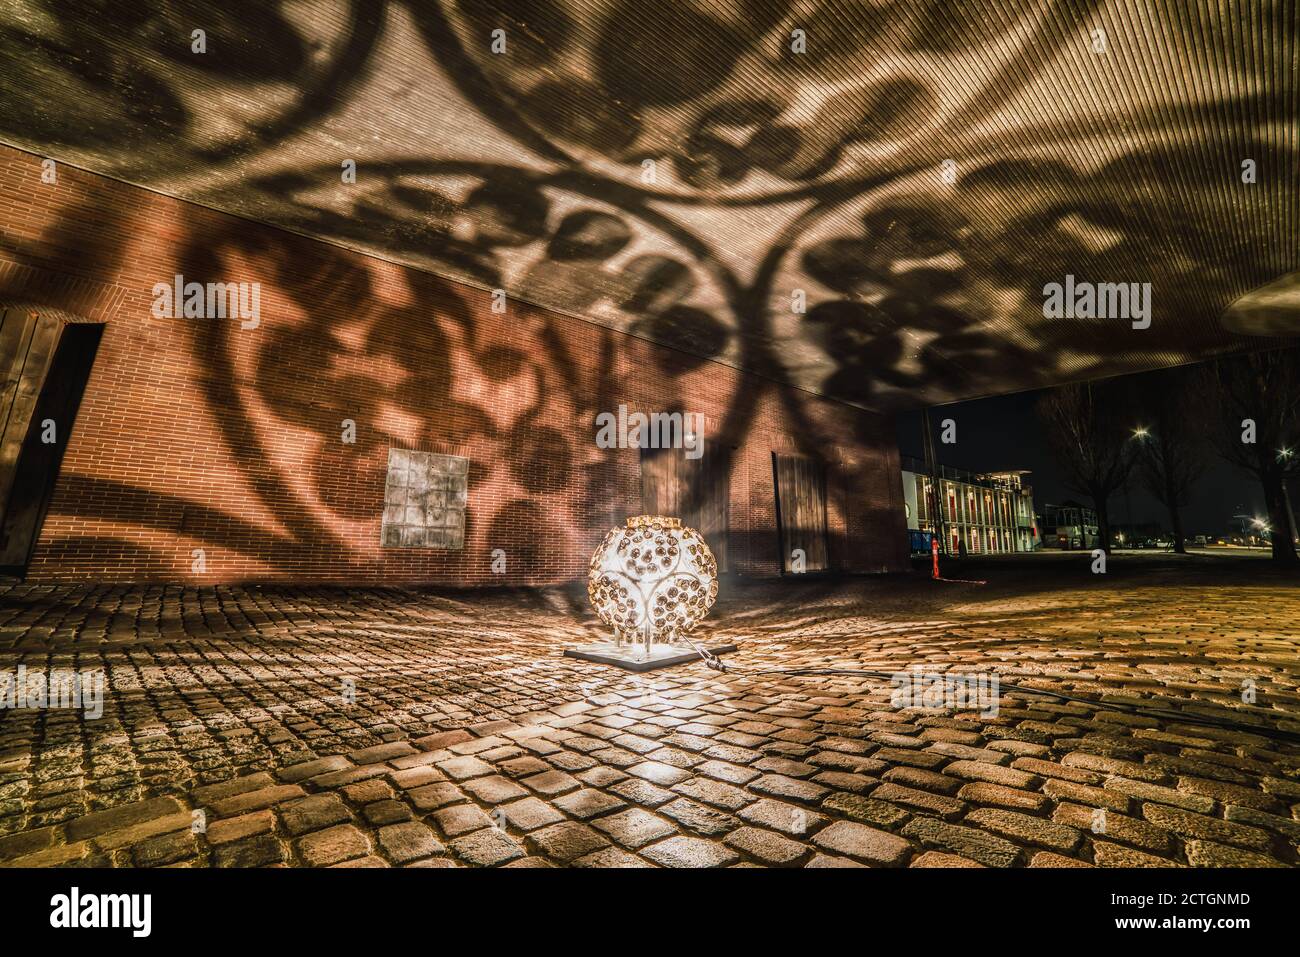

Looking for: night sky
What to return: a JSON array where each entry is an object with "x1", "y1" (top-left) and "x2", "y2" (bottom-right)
[{"x1": 895, "y1": 387, "x2": 1269, "y2": 537}]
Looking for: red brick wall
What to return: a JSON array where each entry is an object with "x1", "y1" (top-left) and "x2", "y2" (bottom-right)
[{"x1": 0, "y1": 144, "x2": 908, "y2": 584}]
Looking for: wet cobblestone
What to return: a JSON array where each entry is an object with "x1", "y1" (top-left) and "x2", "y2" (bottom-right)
[{"x1": 1, "y1": 556, "x2": 1298, "y2": 867}]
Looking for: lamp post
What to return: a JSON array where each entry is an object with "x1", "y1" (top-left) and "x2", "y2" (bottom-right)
[
  {"x1": 1280, "y1": 449, "x2": 1298, "y2": 544},
  {"x1": 1122, "y1": 425, "x2": 1149, "y2": 547}
]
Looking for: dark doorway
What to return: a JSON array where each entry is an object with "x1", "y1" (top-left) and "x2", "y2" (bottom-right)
[
  {"x1": 640, "y1": 441, "x2": 730, "y2": 572},
  {"x1": 773, "y1": 452, "x2": 829, "y2": 573},
  {"x1": 0, "y1": 317, "x2": 103, "y2": 574}
]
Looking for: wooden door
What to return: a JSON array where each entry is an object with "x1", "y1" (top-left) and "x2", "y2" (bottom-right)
[
  {"x1": 772, "y1": 452, "x2": 829, "y2": 573},
  {"x1": 0, "y1": 308, "x2": 62, "y2": 513},
  {"x1": 640, "y1": 441, "x2": 729, "y2": 572},
  {"x1": 0, "y1": 315, "x2": 103, "y2": 572}
]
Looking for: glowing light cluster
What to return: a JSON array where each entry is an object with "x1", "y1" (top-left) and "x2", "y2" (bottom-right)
[{"x1": 588, "y1": 515, "x2": 719, "y2": 655}]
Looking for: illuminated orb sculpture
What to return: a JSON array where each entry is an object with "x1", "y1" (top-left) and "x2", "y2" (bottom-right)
[{"x1": 588, "y1": 515, "x2": 719, "y2": 658}]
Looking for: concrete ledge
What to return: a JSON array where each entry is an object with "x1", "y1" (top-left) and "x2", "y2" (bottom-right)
[{"x1": 563, "y1": 641, "x2": 738, "y2": 672}]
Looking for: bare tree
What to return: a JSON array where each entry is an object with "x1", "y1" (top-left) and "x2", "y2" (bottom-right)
[
  {"x1": 1037, "y1": 380, "x2": 1137, "y2": 552},
  {"x1": 1204, "y1": 349, "x2": 1300, "y2": 566},
  {"x1": 1133, "y1": 368, "x2": 1210, "y2": 553}
]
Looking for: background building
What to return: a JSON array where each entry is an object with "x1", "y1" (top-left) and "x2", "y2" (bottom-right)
[
  {"x1": 1038, "y1": 502, "x2": 1100, "y2": 550},
  {"x1": 901, "y1": 459, "x2": 1039, "y2": 555}
]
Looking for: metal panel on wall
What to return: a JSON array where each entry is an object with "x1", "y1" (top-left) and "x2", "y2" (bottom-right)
[
  {"x1": 640, "y1": 442, "x2": 729, "y2": 572},
  {"x1": 772, "y1": 452, "x2": 829, "y2": 573},
  {"x1": 380, "y1": 449, "x2": 469, "y2": 549}
]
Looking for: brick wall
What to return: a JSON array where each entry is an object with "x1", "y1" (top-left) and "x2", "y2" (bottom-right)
[{"x1": 0, "y1": 143, "x2": 908, "y2": 584}]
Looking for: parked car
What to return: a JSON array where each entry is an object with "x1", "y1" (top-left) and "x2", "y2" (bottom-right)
[{"x1": 1194, "y1": 535, "x2": 1209, "y2": 545}]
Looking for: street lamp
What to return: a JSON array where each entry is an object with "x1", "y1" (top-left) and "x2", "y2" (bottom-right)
[
  {"x1": 1251, "y1": 517, "x2": 1272, "y2": 544},
  {"x1": 1120, "y1": 427, "x2": 1150, "y2": 545}
]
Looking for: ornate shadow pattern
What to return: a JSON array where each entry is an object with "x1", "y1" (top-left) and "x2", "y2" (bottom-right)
[
  {"x1": 0, "y1": 0, "x2": 1296, "y2": 575},
  {"x1": 1, "y1": 1, "x2": 1296, "y2": 409}
]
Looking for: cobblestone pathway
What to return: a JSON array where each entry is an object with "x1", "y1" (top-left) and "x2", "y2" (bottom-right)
[{"x1": 1, "y1": 555, "x2": 1299, "y2": 867}]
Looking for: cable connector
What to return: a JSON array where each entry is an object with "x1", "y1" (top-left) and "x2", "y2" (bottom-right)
[{"x1": 694, "y1": 644, "x2": 727, "y2": 672}]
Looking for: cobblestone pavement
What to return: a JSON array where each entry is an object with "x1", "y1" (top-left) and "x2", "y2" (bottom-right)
[{"x1": 2, "y1": 554, "x2": 1299, "y2": 868}]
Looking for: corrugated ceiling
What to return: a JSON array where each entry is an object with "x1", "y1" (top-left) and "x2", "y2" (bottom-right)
[{"x1": 0, "y1": 0, "x2": 1296, "y2": 409}]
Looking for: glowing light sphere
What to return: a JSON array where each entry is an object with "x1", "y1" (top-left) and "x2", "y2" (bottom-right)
[{"x1": 588, "y1": 515, "x2": 719, "y2": 657}]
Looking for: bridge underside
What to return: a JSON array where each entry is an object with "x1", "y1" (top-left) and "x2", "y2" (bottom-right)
[{"x1": 1, "y1": 0, "x2": 1296, "y2": 411}]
